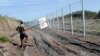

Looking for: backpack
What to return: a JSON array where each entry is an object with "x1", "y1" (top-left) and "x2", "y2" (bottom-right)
[{"x1": 17, "y1": 24, "x2": 25, "y2": 33}]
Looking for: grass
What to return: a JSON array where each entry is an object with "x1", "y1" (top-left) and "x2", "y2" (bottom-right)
[
  {"x1": 0, "y1": 15, "x2": 18, "y2": 23},
  {"x1": 0, "y1": 34, "x2": 11, "y2": 43}
]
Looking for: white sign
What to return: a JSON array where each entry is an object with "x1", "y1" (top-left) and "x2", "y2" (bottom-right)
[{"x1": 39, "y1": 17, "x2": 48, "y2": 29}]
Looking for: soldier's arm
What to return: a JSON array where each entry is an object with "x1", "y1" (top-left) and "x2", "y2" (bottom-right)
[{"x1": 16, "y1": 27, "x2": 19, "y2": 31}]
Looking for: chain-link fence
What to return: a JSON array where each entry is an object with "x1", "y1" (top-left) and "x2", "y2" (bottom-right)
[
  {"x1": 84, "y1": 0, "x2": 100, "y2": 36},
  {"x1": 45, "y1": 0, "x2": 86, "y2": 36},
  {"x1": 33, "y1": 0, "x2": 100, "y2": 37}
]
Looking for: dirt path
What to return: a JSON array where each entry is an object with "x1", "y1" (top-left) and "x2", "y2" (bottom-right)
[
  {"x1": 10, "y1": 29, "x2": 100, "y2": 56},
  {"x1": 11, "y1": 30, "x2": 43, "y2": 56},
  {"x1": 24, "y1": 30, "x2": 43, "y2": 56},
  {"x1": 32, "y1": 29, "x2": 100, "y2": 56}
]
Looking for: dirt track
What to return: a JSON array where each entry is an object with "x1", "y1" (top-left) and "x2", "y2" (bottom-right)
[
  {"x1": 11, "y1": 29, "x2": 100, "y2": 56},
  {"x1": 32, "y1": 29, "x2": 100, "y2": 56}
]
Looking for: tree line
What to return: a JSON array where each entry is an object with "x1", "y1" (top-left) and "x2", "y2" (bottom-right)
[{"x1": 65, "y1": 10, "x2": 100, "y2": 19}]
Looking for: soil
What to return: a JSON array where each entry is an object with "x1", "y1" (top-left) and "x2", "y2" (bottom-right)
[{"x1": 0, "y1": 28, "x2": 100, "y2": 56}]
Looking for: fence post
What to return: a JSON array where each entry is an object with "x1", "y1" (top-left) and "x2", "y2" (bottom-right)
[
  {"x1": 52, "y1": 12, "x2": 54, "y2": 30},
  {"x1": 56, "y1": 10, "x2": 59, "y2": 31},
  {"x1": 61, "y1": 8, "x2": 65, "y2": 32},
  {"x1": 81, "y1": 0, "x2": 86, "y2": 37},
  {"x1": 53, "y1": 12, "x2": 55, "y2": 30},
  {"x1": 51, "y1": 14, "x2": 52, "y2": 30},
  {"x1": 49, "y1": 14, "x2": 51, "y2": 30},
  {"x1": 69, "y1": 4, "x2": 74, "y2": 35},
  {"x1": 50, "y1": 13, "x2": 52, "y2": 30},
  {"x1": 46, "y1": 15, "x2": 50, "y2": 30}
]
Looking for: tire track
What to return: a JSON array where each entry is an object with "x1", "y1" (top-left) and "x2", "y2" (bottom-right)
[
  {"x1": 40, "y1": 34, "x2": 78, "y2": 56},
  {"x1": 50, "y1": 33, "x2": 100, "y2": 56},
  {"x1": 33, "y1": 31, "x2": 63, "y2": 56},
  {"x1": 37, "y1": 30, "x2": 82, "y2": 56},
  {"x1": 33, "y1": 29, "x2": 100, "y2": 56}
]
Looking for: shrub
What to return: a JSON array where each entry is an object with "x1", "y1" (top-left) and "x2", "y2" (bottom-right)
[{"x1": 0, "y1": 34, "x2": 11, "y2": 42}]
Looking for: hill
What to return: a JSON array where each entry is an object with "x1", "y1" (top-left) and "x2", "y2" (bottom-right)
[
  {"x1": 65, "y1": 10, "x2": 97, "y2": 19},
  {"x1": 0, "y1": 15, "x2": 19, "y2": 35}
]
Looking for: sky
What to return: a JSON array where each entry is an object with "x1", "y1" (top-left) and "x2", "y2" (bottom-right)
[{"x1": 0, "y1": 0, "x2": 100, "y2": 22}]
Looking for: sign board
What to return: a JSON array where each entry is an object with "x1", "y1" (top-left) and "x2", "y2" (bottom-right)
[{"x1": 39, "y1": 17, "x2": 48, "y2": 29}]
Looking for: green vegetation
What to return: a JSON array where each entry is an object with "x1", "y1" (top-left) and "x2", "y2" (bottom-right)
[
  {"x1": 97, "y1": 11, "x2": 100, "y2": 19},
  {"x1": 0, "y1": 34, "x2": 11, "y2": 42},
  {"x1": 65, "y1": 10, "x2": 98, "y2": 19},
  {"x1": 0, "y1": 15, "x2": 18, "y2": 22},
  {"x1": 0, "y1": 15, "x2": 19, "y2": 31}
]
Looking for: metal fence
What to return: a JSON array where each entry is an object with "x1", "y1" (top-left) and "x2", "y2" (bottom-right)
[{"x1": 36, "y1": 0, "x2": 100, "y2": 37}]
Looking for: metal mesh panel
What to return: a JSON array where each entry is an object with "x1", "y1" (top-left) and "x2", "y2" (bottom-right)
[
  {"x1": 71, "y1": 1, "x2": 83, "y2": 35},
  {"x1": 84, "y1": 0, "x2": 100, "y2": 36}
]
